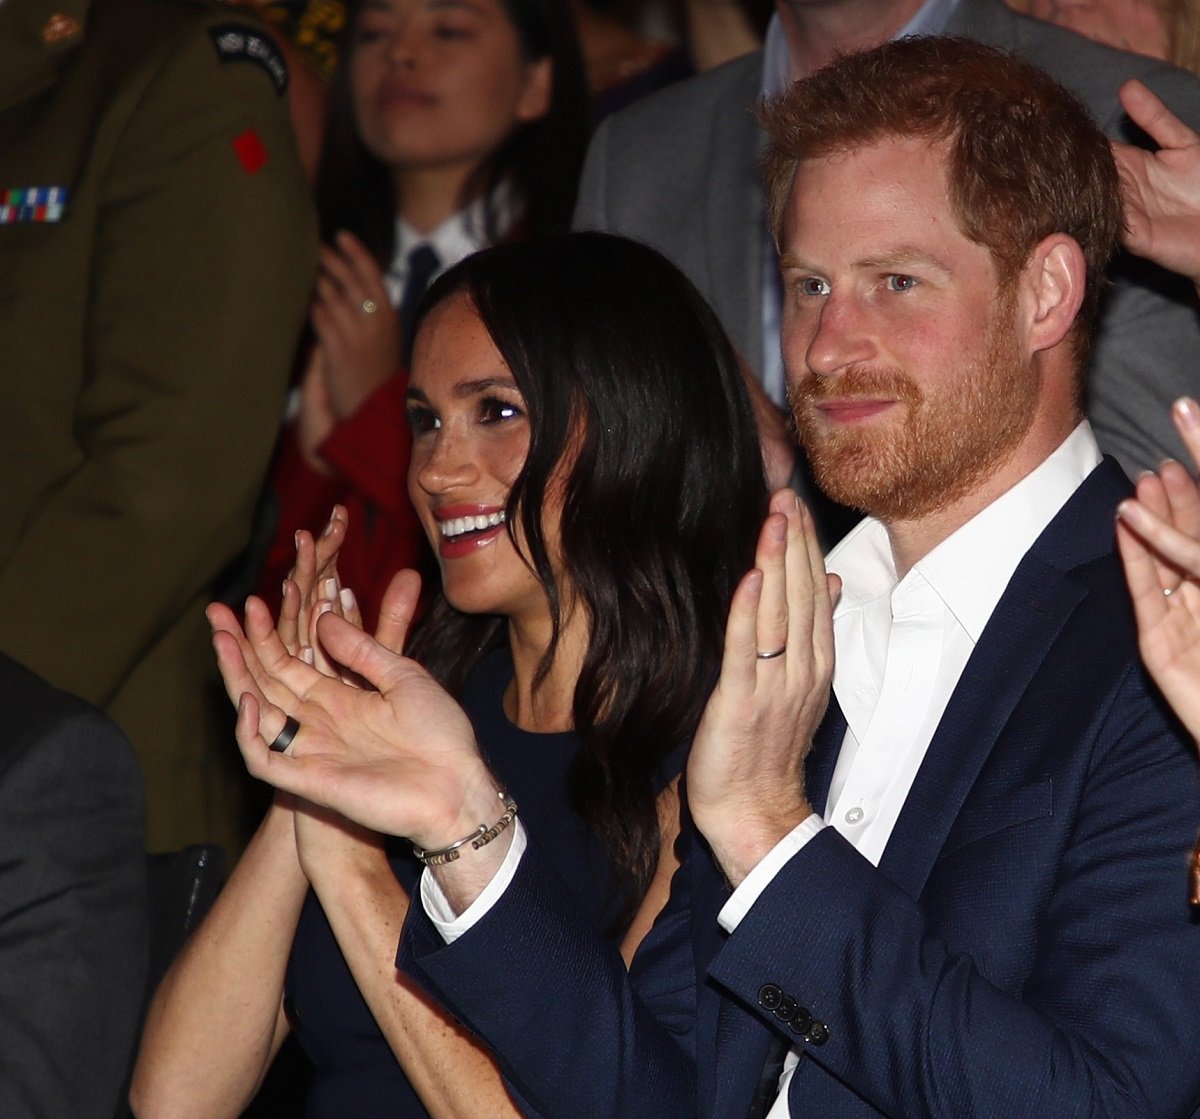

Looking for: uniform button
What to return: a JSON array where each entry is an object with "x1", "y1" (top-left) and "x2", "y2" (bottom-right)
[
  {"x1": 41, "y1": 12, "x2": 81, "y2": 43},
  {"x1": 844, "y1": 806, "x2": 864, "y2": 824},
  {"x1": 773, "y1": 995, "x2": 798, "y2": 1023},
  {"x1": 806, "y1": 1020, "x2": 830, "y2": 1046},
  {"x1": 788, "y1": 1006, "x2": 813, "y2": 1035},
  {"x1": 758, "y1": 983, "x2": 783, "y2": 1011}
]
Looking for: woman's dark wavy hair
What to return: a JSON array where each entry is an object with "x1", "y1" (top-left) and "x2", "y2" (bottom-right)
[
  {"x1": 408, "y1": 232, "x2": 768, "y2": 916},
  {"x1": 314, "y1": 0, "x2": 589, "y2": 263}
]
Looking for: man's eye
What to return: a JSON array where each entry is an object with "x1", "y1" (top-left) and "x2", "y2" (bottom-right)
[
  {"x1": 799, "y1": 277, "x2": 830, "y2": 297},
  {"x1": 886, "y1": 274, "x2": 917, "y2": 292}
]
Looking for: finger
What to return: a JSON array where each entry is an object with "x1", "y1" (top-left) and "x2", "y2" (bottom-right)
[
  {"x1": 243, "y1": 595, "x2": 326, "y2": 701},
  {"x1": 1119, "y1": 80, "x2": 1200, "y2": 153},
  {"x1": 338, "y1": 587, "x2": 364, "y2": 631},
  {"x1": 233, "y1": 692, "x2": 306, "y2": 790},
  {"x1": 1118, "y1": 496, "x2": 1200, "y2": 578},
  {"x1": 313, "y1": 505, "x2": 349, "y2": 576},
  {"x1": 1160, "y1": 458, "x2": 1200, "y2": 541},
  {"x1": 315, "y1": 609, "x2": 416, "y2": 696},
  {"x1": 308, "y1": 598, "x2": 341, "y2": 678},
  {"x1": 754, "y1": 509, "x2": 789, "y2": 665},
  {"x1": 212, "y1": 627, "x2": 267, "y2": 711},
  {"x1": 1174, "y1": 397, "x2": 1200, "y2": 474},
  {"x1": 1116, "y1": 517, "x2": 1172, "y2": 635},
  {"x1": 279, "y1": 578, "x2": 301, "y2": 655},
  {"x1": 719, "y1": 568, "x2": 765, "y2": 694},
  {"x1": 336, "y1": 230, "x2": 391, "y2": 300},
  {"x1": 318, "y1": 242, "x2": 367, "y2": 302},
  {"x1": 376, "y1": 569, "x2": 422, "y2": 655}
]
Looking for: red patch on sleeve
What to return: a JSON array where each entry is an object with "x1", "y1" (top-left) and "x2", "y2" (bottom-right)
[{"x1": 232, "y1": 128, "x2": 268, "y2": 175}]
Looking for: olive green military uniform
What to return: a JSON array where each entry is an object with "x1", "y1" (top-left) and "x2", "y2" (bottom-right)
[{"x1": 0, "y1": 0, "x2": 316, "y2": 851}]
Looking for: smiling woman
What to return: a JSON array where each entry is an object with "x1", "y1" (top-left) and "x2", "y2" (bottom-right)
[
  {"x1": 254, "y1": 0, "x2": 589, "y2": 633},
  {"x1": 131, "y1": 232, "x2": 769, "y2": 1119}
]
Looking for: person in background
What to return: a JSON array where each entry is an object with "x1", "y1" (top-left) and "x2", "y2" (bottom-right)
[
  {"x1": 1112, "y1": 80, "x2": 1200, "y2": 745},
  {"x1": 133, "y1": 232, "x2": 767, "y2": 1118},
  {"x1": 256, "y1": 0, "x2": 589, "y2": 632},
  {"x1": 1014, "y1": 0, "x2": 1200, "y2": 74},
  {"x1": 0, "y1": 0, "x2": 316, "y2": 853},
  {"x1": 0, "y1": 653, "x2": 145, "y2": 1119}
]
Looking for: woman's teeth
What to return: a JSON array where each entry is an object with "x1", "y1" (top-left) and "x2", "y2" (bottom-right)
[{"x1": 440, "y1": 511, "x2": 506, "y2": 540}]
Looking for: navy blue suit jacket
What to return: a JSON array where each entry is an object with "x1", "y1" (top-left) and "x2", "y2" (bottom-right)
[{"x1": 401, "y1": 458, "x2": 1200, "y2": 1117}]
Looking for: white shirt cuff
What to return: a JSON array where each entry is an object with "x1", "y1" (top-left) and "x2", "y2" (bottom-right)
[
  {"x1": 718, "y1": 813, "x2": 825, "y2": 932},
  {"x1": 420, "y1": 818, "x2": 528, "y2": 944}
]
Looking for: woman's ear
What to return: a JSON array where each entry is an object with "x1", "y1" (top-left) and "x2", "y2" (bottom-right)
[
  {"x1": 1022, "y1": 233, "x2": 1087, "y2": 355},
  {"x1": 516, "y1": 58, "x2": 553, "y2": 123}
]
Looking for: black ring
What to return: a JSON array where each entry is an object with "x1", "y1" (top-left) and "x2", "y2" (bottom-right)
[{"x1": 269, "y1": 715, "x2": 301, "y2": 753}]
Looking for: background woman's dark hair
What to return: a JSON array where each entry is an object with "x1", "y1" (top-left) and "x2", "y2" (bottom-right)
[
  {"x1": 314, "y1": 0, "x2": 590, "y2": 263},
  {"x1": 408, "y1": 231, "x2": 768, "y2": 917}
]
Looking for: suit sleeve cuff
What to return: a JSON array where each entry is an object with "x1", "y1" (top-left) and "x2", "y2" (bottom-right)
[
  {"x1": 420, "y1": 819, "x2": 529, "y2": 943},
  {"x1": 718, "y1": 813, "x2": 825, "y2": 932}
]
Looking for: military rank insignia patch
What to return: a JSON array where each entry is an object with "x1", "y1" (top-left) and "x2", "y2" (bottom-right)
[
  {"x1": 208, "y1": 24, "x2": 289, "y2": 94},
  {"x1": 0, "y1": 187, "x2": 69, "y2": 224}
]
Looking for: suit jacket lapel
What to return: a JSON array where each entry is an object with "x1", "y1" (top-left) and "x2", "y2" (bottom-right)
[{"x1": 877, "y1": 458, "x2": 1130, "y2": 898}]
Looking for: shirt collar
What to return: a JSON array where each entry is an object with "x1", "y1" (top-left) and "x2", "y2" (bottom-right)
[
  {"x1": 828, "y1": 421, "x2": 1103, "y2": 641},
  {"x1": 388, "y1": 184, "x2": 518, "y2": 302},
  {"x1": 761, "y1": 0, "x2": 962, "y2": 96}
]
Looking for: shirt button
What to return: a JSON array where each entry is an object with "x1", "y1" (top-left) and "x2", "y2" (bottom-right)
[{"x1": 844, "y1": 806, "x2": 865, "y2": 824}]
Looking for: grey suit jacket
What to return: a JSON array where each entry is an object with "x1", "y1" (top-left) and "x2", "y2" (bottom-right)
[
  {"x1": 574, "y1": 0, "x2": 1200, "y2": 477},
  {"x1": 0, "y1": 653, "x2": 146, "y2": 1118}
]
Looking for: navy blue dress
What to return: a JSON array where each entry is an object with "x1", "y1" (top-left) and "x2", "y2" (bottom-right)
[{"x1": 285, "y1": 649, "x2": 677, "y2": 1116}]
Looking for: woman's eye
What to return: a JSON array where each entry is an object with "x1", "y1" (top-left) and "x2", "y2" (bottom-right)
[
  {"x1": 885, "y1": 274, "x2": 917, "y2": 292},
  {"x1": 479, "y1": 397, "x2": 523, "y2": 424},
  {"x1": 799, "y1": 277, "x2": 830, "y2": 297},
  {"x1": 432, "y1": 22, "x2": 474, "y2": 39},
  {"x1": 406, "y1": 406, "x2": 440, "y2": 435},
  {"x1": 354, "y1": 22, "x2": 389, "y2": 44}
]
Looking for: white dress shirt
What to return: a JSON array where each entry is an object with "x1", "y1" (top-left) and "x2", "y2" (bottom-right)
[
  {"x1": 718, "y1": 422, "x2": 1102, "y2": 1116},
  {"x1": 381, "y1": 184, "x2": 518, "y2": 308}
]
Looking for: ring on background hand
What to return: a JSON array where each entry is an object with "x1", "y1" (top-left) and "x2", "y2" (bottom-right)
[
  {"x1": 756, "y1": 646, "x2": 787, "y2": 660},
  {"x1": 269, "y1": 715, "x2": 301, "y2": 753},
  {"x1": 1164, "y1": 586, "x2": 1177, "y2": 598},
  {"x1": 361, "y1": 298, "x2": 378, "y2": 314}
]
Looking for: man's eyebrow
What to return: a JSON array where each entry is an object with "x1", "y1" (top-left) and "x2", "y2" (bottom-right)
[{"x1": 778, "y1": 246, "x2": 954, "y2": 274}]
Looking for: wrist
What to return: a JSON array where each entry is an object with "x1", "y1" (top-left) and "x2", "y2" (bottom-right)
[{"x1": 700, "y1": 798, "x2": 814, "y2": 888}]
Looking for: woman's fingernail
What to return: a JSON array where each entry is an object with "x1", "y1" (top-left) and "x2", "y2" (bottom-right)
[
  {"x1": 1176, "y1": 397, "x2": 1199, "y2": 425},
  {"x1": 339, "y1": 587, "x2": 357, "y2": 613},
  {"x1": 322, "y1": 577, "x2": 337, "y2": 600},
  {"x1": 322, "y1": 517, "x2": 335, "y2": 537},
  {"x1": 300, "y1": 646, "x2": 315, "y2": 665}
]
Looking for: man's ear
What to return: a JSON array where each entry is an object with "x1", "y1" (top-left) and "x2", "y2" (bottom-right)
[{"x1": 1021, "y1": 233, "x2": 1087, "y2": 355}]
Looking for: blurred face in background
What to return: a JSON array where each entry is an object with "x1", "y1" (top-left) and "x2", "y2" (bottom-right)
[{"x1": 350, "y1": 0, "x2": 552, "y2": 186}]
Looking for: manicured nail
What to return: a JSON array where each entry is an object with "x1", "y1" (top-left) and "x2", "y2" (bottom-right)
[
  {"x1": 300, "y1": 646, "x2": 314, "y2": 665},
  {"x1": 322, "y1": 577, "x2": 337, "y2": 600},
  {"x1": 322, "y1": 516, "x2": 335, "y2": 537},
  {"x1": 316, "y1": 600, "x2": 333, "y2": 617},
  {"x1": 339, "y1": 587, "x2": 356, "y2": 613},
  {"x1": 294, "y1": 531, "x2": 302, "y2": 549},
  {"x1": 1176, "y1": 397, "x2": 1199, "y2": 425}
]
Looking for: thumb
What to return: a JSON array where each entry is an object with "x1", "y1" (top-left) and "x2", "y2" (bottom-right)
[
  {"x1": 376, "y1": 568, "x2": 422, "y2": 655},
  {"x1": 316, "y1": 611, "x2": 409, "y2": 693}
]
